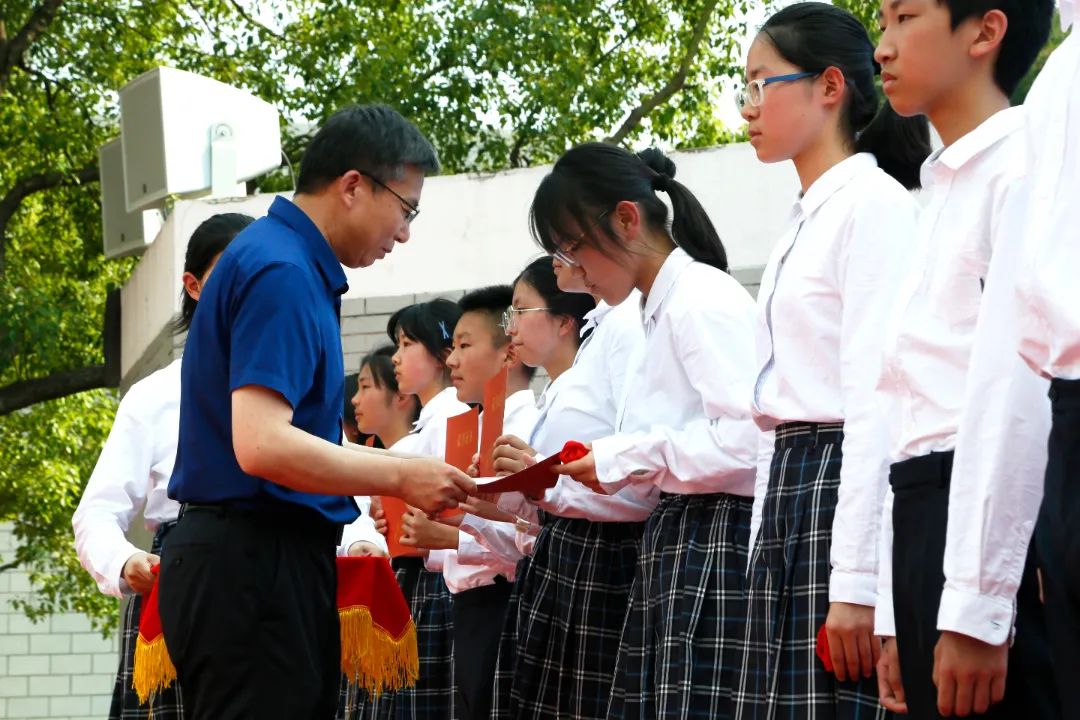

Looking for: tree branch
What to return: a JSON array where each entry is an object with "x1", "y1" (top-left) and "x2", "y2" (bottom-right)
[
  {"x1": 0, "y1": 0, "x2": 65, "y2": 96},
  {"x1": 0, "y1": 365, "x2": 107, "y2": 416},
  {"x1": 225, "y1": 0, "x2": 284, "y2": 40},
  {"x1": 0, "y1": 164, "x2": 99, "y2": 275},
  {"x1": 604, "y1": 0, "x2": 720, "y2": 145}
]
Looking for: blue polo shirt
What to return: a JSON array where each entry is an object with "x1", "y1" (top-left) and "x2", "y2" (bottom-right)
[{"x1": 169, "y1": 196, "x2": 359, "y2": 524}]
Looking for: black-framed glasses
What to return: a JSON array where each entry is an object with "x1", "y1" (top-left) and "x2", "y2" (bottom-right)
[
  {"x1": 735, "y1": 71, "x2": 821, "y2": 111},
  {"x1": 360, "y1": 171, "x2": 420, "y2": 223},
  {"x1": 552, "y1": 210, "x2": 611, "y2": 267}
]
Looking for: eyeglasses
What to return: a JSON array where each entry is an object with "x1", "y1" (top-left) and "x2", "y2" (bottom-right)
[
  {"x1": 360, "y1": 171, "x2": 420, "y2": 223},
  {"x1": 500, "y1": 306, "x2": 550, "y2": 332},
  {"x1": 552, "y1": 210, "x2": 610, "y2": 267},
  {"x1": 735, "y1": 71, "x2": 821, "y2": 112}
]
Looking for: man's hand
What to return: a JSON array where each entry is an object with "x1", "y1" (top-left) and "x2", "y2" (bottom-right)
[
  {"x1": 825, "y1": 601, "x2": 880, "y2": 682},
  {"x1": 400, "y1": 507, "x2": 460, "y2": 550},
  {"x1": 122, "y1": 552, "x2": 160, "y2": 595},
  {"x1": 553, "y1": 450, "x2": 603, "y2": 494},
  {"x1": 347, "y1": 541, "x2": 388, "y2": 558},
  {"x1": 933, "y1": 631, "x2": 1007, "y2": 717},
  {"x1": 878, "y1": 636, "x2": 908, "y2": 714},
  {"x1": 397, "y1": 457, "x2": 475, "y2": 514},
  {"x1": 492, "y1": 435, "x2": 537, "y2": 476}
]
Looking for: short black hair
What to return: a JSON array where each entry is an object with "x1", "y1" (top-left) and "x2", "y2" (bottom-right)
[
  {"x1": 459, "y1": 285, "x2": 513, "y2": 346},
  {"x1": 937, "y1": 0, "x2": 1054, "y2": 95},
  {"x1": 387, "y1": 298, "x2": 462, "y2": 364},
  {"x1": 296, "y1": 104, "x2": 440, "y2": 194}
]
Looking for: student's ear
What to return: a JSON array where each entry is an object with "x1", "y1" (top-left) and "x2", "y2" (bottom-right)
[
  {"x1": 819, "y1": 66, "x2": 846, "y2": 109},
  {"x1": 968, "y1": 9, "x2": 1008, "y2": 61},
  {"x1": 502, "y1": 341, "x2": 519, "y2": 369},
  {"x1": 182, "y1": 271, "x2": 202, "y2": 302},
  {"x1": 611, "y1": 200, "x2": 642, "y2": 247},
  {"x1": 393, "y1": 392, "x2": 412, "y2": 411}
]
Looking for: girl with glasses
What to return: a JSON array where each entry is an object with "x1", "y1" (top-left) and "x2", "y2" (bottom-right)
[
  {"x1": 532, "y1": 141, "x2": 760, "y2": 718},
  {"x1": 730, "y1": 4, "x2": 929, "y2": 718},
  {"x1": 488, "y1": 253, "x2": 648, "y2": 720}
]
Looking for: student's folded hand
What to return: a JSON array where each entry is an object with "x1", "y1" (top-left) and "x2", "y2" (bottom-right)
[
  {"x1": 459, "y1": 497, "x2": 516, "y2": 524},
  {"x1": 398, "y1": 457, "x2": 476, "y2": 514},
  {"x1": 876, "y1": 636, "x2": 907, "y2": 714},
  {"x1": 399, "y1": 507, "x2": 460, "y2": 550},
  {"x1": 369, "y1": 498, "x2": 388, "y2": 536},
  {"x1": 492, "y1": 434, "x2": 538, "y2": 476},
  {"x1": 122, "y1": 552, "x2": 160, "y2": 595},
  {"x1": 932, "y1": 631, "x2": 1007, "y2": 717},
  {"x1": 553, "y1": 449, "x2": 604, "y2": 495},
  {"x1": 824, "y1": 601, "x2": 880, "y2": 683}
]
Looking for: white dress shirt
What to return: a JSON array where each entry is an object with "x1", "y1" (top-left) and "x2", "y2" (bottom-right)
[
  {"x1": 936, "y1": 34, "x2": 1080, "y2": 644},
  {"x1": 753, "y1": 153, "x2": 918, "y2": 606},
  {"x1": 875, "y1": 106, "x2": 1031, "y2": 637},
  {"x1": 594, "y1": 248, "x2": 759, "y2": 497},
  {"x1": 538, "y1": 293, "x2": 657, "y2": 521},
  {"x1": 1017, "y1": 22, "x2": 1080, "y2": 381},
  {"x1": 73, "y1": 359, "x2": 183, "y2": 598}
]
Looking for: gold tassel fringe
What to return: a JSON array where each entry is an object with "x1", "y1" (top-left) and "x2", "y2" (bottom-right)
[
  {"x1": 339, "y1": 605, "x2": 419, "y2": 698},
  {"x1": 132, "y1": 634, "x2": 177, "y2": 705}
]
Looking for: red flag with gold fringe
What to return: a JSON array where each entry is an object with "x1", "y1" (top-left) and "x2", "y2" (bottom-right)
[{"x1": 134, "y1": 556, "x2": 417, "y2": 705}]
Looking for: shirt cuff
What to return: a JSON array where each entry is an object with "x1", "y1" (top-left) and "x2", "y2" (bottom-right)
[
  {"x1": 937, "y1": 587, "x2": 1014, "y2": 646},
  {"x1": 828, "y1": 569, "x2": 878, "y2": 607},
  {"x1": 425, "y1": 549, "x2": 448, "y2": 573},
  {"x1": 592, "y1": 435, "x2": 634, "y2": 494},
  {"x1": 874, "y1": 593, "x2": 896, "y2": 637},
  {"x1": 456, "y1": 532, "x2": 487, "y2": 566}
]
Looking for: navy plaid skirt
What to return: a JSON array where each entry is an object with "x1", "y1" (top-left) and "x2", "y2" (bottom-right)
[
  {"x1": 492, "y1": 515, "x2": 643, "y2": 719},
  {"x1": 607, "y1": 491, "x2": 752, "y2": 720},
  {"x1": 490, "y1": 555, "x2": 529, "y2": 720},
  {"x1": 110, "y1": 521, "x2": 184, "y2": 720},
  {"x1": 338, "y1": 556, "x2": 456, "y2": 720},
  {"x1": 732, "y1": 422, "x2": 884, "y2": 720}
]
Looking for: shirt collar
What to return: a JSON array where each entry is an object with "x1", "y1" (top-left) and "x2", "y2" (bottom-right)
[
  {"x1": 797, "y1": 152, "x2": 878, "y2": 217},
  {"x1": 581, "y1": 301, "x2": 615, "y2": 337},
  {"x1": 413, "y1": 387, "x2": 461, "y2": 432},
  {"x1": 268, "y1": 196, "x2": 349, "y2": 296},
  {"x1": 641, "y1": 247, "x2": 693, "y2": 327},
  {"x1": 920, "y1": 106, "x2": 1025, "y2": 187}
]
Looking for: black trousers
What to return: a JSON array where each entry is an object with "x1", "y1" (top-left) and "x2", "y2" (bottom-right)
[
  {"x1": 452, "y1": 577, "x2": 512, "y2": 720},
  {"x1": 1037, "y1": 378, "x2": 1080, "y2": 719},
  {"x1": 158, "y1": 502, "x2": 341, "y2": 720},
  {"x1": 891, "y1": 451, "x2": 1058, "y2": 720}
]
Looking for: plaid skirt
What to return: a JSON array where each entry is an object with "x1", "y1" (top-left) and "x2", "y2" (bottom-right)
[
  {"x1": 490, "y1": 555, "x2": 530, "y2": 720},
  {"x1": 731, "y1": 422, "x2": 884, "y2": 720},
  {"x1": 110, "y1": 521, "x2": 184, "y2": 720},
  {"x1": 492, "y1": 515, "x2": 643, "y2": 720},
  {"x1": 607, "y1": 491, "x2": 752, "y2": 720},
  {"x1": 338, "y1": 556, "x2": 456, "y2": 720}
]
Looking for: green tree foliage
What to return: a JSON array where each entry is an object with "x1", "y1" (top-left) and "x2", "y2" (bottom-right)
[{"x1": 1, "y1": 0, "x2": 752, "y2": 633}]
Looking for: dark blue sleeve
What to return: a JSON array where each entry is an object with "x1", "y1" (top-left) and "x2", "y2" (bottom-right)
[{"x1": 229, "y1": 262, "x2": 321, "y2": 410}]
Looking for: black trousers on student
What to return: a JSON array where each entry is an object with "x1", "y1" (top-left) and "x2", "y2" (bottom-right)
[
  {"x1": 452, "y1": 576, "x2": 513, "y2": 720},
  {"x1": 159, "y1": 501, "x2": 342, "y2": 720},
  {"x1": 890, "y1": 451, "x2": 1058, "y2": 720},
  {"x1": 1036, "y1": 378, "x2": 1080, "y2": 719}
]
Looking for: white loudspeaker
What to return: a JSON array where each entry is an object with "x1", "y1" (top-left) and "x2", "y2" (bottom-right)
[
  {"x1": 119, "y1": 67, "x2": 282, "y2": 213},
  {"x1": 99, "y1": 138, "x2": 163, "y2": 259}
]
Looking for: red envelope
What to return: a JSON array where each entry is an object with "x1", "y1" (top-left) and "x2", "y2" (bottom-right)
[{"x1": 475, "y1": 441, "x2": 588, "y2": 495}]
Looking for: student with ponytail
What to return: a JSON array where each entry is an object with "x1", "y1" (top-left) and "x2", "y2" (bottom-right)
[
  {"x1": 539, "y1": 143, "x2": 760, "y2": 718},
  {"x1": 727, "y1": 4, "x2": 930, "y2": 718}
]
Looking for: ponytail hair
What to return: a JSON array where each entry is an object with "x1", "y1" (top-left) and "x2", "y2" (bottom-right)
[
  {"x1": 530, "y1": 142, "x2": 729, "y2": 273},
  {"x1": 172, "y1": 212, "x2": 254, "y2": 334},
  {"x1": 760, "y1": 2, "x2": 931, "y2": 190}
]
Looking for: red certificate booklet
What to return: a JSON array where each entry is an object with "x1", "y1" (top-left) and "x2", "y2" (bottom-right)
[
  {"x1": 441, "y1": 406, "x2": 479, "y2": 519},
  {"x1": 474, "y1": 441, "x2": 588, "y2": 496},
  {"x1": 478, "y1": 367, "x2": 508, "y2": 476},
  {"x1": 379, "y1": 495, "x2": 424, "y2": 558}
]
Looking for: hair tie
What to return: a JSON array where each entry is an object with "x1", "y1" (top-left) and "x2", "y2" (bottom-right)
[
  {"x1": 652, "y1": 172, "x2": 673, "y2": 193},
  {"x1": 438, "y1": 320, "x2": 450, "y2": 340}
]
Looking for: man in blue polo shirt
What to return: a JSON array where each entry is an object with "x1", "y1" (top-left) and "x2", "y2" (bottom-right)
[{"x1": 158, "y1": 105, "x2": 474, "y2": 719}]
